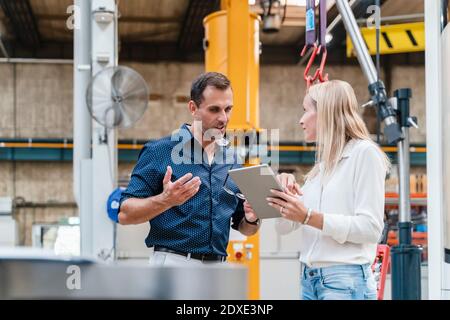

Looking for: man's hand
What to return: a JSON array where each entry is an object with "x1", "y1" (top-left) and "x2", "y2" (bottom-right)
[
  {"x1": 160, "y1": 166, "x2": 201, "y2": 207},
  {"x1": 239, "y1": 200, "x2": 260, "y2": 236},
  {"x1": 243, "y1": 200, "x2": 259, "y2": 223},
  {"x1": 276, "y1": 173, "x2": 302, "y2": 196}
]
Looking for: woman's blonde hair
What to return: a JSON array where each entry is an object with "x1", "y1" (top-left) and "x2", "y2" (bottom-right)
[{"x1": 305, "y1": 80, "x2": 391, "y2": 181}]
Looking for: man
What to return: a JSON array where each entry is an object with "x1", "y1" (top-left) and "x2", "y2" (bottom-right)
[{"x1": 118, "y1": 72, "x2": 260, "y2": 265}]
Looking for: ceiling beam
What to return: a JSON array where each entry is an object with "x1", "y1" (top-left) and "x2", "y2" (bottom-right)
[
  {"x1": 121, "y1": 27, "x2": 180, "y2": 42},
  {"x1": 177, "y1": 0, "x2": 220, "y2": 60}
]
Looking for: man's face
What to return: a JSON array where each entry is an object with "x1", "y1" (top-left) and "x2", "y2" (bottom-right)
[{"x1": 189, "y1": 85, "x2": 233, "y2": 137}]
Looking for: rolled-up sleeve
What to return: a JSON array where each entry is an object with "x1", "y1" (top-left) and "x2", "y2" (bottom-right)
[
  {"x1": 119, "y1": 144, "x2": 162, "y2": 207},
  {"x1": 322, "y1": 145, "x2": 386, "y2": 244}
]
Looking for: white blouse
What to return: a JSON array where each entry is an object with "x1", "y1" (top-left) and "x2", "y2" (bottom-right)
[{"x1": 275, "y1": 139, "x2": 387, "y2": 268}]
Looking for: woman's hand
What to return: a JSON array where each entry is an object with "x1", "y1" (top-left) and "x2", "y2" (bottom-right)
[
  {"x1": 267, "y1": 188, "x2": 307, "y2": 223},
  {"x1": 276, "y1": 173, "x2": 302, "y2": 195}
]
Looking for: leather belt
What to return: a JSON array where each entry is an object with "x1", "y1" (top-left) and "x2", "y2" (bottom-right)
[{"x1": 154, "y1": 246, "x2": 226, "y2": 262}]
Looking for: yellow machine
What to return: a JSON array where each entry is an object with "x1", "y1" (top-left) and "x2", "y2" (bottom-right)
[{"x1": 203, "y1": 0, "x2": 261, "y2": 300}]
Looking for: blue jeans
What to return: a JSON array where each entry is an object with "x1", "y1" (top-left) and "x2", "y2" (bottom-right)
[{"x1": 301, "y1": 263, "x2": 378, "y2": 300}]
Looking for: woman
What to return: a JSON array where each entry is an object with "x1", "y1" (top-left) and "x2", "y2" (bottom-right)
[{"x1": 269, "y1": 80, "x2": 390, "y2": 300}]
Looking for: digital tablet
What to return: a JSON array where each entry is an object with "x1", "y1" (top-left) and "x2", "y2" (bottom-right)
[{"x1": 229, "y1": 164, "x2": 284, "y2": 219}]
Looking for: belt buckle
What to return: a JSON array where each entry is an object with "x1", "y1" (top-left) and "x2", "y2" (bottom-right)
[{"x1": 198, "y1": 253, "x2": 225, "y2": 263}]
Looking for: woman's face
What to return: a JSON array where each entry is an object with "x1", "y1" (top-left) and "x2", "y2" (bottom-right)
[{"x1": 299, "y1": 94, "x2": 317, "y2": 143}]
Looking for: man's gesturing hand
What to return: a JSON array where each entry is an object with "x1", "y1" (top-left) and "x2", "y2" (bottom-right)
[{"x1": 160, "y1": 166, "x2": 201, "y2": 207}]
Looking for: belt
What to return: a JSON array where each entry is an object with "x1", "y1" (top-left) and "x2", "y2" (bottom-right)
[{"x1": 154, "y1": 246, "x2": 226, "y2": 262}]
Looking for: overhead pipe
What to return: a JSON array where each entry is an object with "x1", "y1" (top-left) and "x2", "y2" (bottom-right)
[{"x1": 0, "y1": 58, "x2": 72, "y2": 64}]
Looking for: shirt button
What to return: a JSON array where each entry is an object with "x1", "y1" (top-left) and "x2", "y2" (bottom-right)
[{"x1": 309, "y1": 271, "x2": 314, "y2": 276}]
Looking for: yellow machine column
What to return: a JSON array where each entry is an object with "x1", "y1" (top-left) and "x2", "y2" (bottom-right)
[{"x1": 204, "y1": 0, "x2": 261, "y2": 300}]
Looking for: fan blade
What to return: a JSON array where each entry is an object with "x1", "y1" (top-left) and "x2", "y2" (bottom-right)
[
  {"x1": 111, "y1": 68, "x2": 124, "y2": 98},
  {"x1": 104, "y1": 102, "x2": 124, "y2": 127}
]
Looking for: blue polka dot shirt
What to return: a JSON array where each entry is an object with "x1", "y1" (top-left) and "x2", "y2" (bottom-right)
[{"x1": 120, "y1": 124, "x2": 245, "y2": 256}]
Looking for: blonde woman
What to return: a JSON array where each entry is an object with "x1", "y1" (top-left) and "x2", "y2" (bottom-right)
[{"x1": 269, "y1": 80, "x2": 390, "y2": 300}]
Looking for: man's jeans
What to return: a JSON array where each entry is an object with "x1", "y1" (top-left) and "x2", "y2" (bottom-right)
[{"x1": 301, "y1": 263, "x2": 378, "y2": 300}]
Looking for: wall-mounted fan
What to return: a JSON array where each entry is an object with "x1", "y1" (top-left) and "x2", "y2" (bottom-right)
[{"x1": 86, "y1": 66, "x2": 149, "y2": 130}]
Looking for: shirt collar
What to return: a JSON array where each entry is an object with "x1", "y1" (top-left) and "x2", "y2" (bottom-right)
[
  {"x1": 179, "y1": 123, "x2": 194, "y2": 141},
  {"x1": 177, "y1": 123, "x2": 232, "y2": 150},
  {"x1": 173, "y1": 123, "x2": 234, "y2": 165}
]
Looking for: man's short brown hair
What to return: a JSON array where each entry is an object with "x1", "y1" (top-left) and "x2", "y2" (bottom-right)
[{"x1": 190, "y1": 72, "x2": 231, "y2": 107}]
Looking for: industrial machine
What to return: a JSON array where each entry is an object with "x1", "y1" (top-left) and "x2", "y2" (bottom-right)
[{"x1": 0, "y1": 247, "x2": 247, "y2": 299}]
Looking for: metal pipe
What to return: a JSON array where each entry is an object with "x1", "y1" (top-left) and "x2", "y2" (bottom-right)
[
  {"x1": 336, "y1": 0, "x2": 401, "y2": 144},
  {"x1": 14, "y1": 202, "x2": 77, "y2": 209},
  {"x1": 90, "y1": 0, "x2": 118, "y2": 261},
  {"x1": 0, "y1": 58, "x2": 72, "y2": 64},
  {"x1": 327, "y1": 0, "x2": 358, "y2": 32},
  {"x1": 335, "y1": 0, "x2": 377, "y2": 84},
  {"x1": 397, "y1": 129, "x2": 411, "y2": 222},
  {"x1": 356, "y1": 13, "x2": 424, "y2": 25},
  {"x1": 73, "y1": 0, "x2": 92, "y2": 207},
  {"x1": 442, "y1": 0, "x2": 449, "y2": 31}
]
